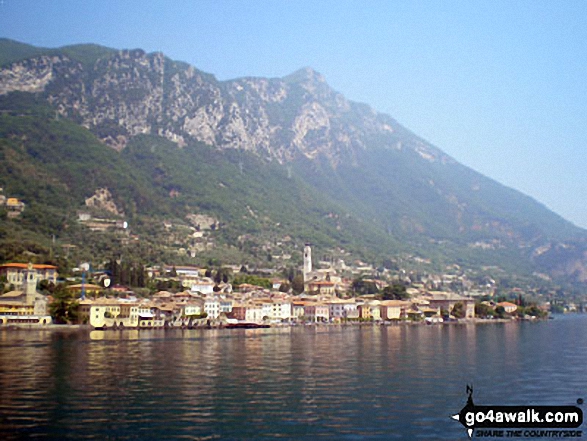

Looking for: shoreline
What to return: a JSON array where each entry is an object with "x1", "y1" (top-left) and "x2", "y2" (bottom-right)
[{"x1": 0, "y1": 316, "x2": 545, "y2": 332}]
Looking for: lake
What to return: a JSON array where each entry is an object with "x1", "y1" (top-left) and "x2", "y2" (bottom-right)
[{"x1": 1, "y1": 315, "x2": 586, "y2": 440}]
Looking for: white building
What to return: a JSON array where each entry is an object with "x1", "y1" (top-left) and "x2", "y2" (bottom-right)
[
  {"x1": 204, "y1": 298, "x2": 220, "y2": 319},
  {"x1": 245, "y1": 305, "x2": 264, "y2": 323},
  {"x1": 190, "y1": 278, "x2": 215, "y2": 295},
  {"x1": 219, "y1": 299, "x2": 233, "y2": 314},
  {"x1": 260, "y1": 300, "x2": 292, "y2": 322}
]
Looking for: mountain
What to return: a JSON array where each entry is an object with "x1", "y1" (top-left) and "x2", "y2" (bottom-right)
[{"x1": 1, "y1": 38, "x2": 587, "y2": 285}]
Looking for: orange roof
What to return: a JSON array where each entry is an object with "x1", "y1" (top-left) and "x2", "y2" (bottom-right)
[
  {"x1": 292, "y1": 301, "x2": 316, "y2": 306},
  {"x1": 379, "y1": 300, "x2": 411, "y2": 306},
  {"x1": 0, "y1": 263, "x2": 58, "y2": 270}
]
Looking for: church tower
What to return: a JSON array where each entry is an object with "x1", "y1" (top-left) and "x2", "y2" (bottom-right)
[
  {"x1": 303, "y1": 243, "x2": 312, "y2": 281},
  {"x1": 24, "y1": 262, "x2": 38, "y2": 305}
]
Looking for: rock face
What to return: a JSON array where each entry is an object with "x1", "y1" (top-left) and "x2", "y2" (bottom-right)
[
  {"x1": 0, "y1": 50, "x2": 445, "y2": 165},
  {"x1": 85, "y1": 188, "x2": 123, "y2": 216}
]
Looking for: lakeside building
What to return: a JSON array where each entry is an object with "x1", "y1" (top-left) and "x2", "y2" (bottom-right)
[
  {"x1": 0, "y1": 263, "x2": 52, "y2": 326},
  {"x1": 73, "y1": 287, "x2": 480, "y2": 329},
  {"x1": 358, "y1": 301, "x2": 382, "y2": 320},
  {"x1": 291, "y1": 300, "x2": 330, "y2": 322},
  {"x1": 292, "y1": 301, "x2": 305, "y2": 319},
  {"x1": 423, "y1": 292, "x2": 476, "y2": 318},
  {"x1": 303, "y1": 302, "x2": 330, "y2": 322},
  {"x1": 258, "y1": 299, "x2": 291, "y2": 322},
  {"x1": 78, "y1": 299, "x2": 165, "y2": 328},
  {"x1": 204, "y1": 298, "x2": 221, "y2": 319},
  {"x1": 229, "y1": 302, "x2": 268, "y2": 323},
  {"x1": 379, "y1": 300, "x2": 411, "y2": 320},
  {"x1": 496, "y1": 301, "x2": 518, "y2": 313},
  {"x1": 78, "y1": 298, "x2": 126, "y2": 327},
  {"x1": 327, "y1": 299, "x2": 359, "y2": 320},
  {"x1": 69, "y1": 255, "x2": 478, "y2": 329}
]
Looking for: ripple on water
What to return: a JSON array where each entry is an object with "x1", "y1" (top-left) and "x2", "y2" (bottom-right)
[{"x1": 1, "y1": 319, "x2": 587, "y2": 439}]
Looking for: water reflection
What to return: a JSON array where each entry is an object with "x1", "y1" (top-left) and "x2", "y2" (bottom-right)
[{"x1": 0, "y1": 318, "x2": 586, "y2": 439}]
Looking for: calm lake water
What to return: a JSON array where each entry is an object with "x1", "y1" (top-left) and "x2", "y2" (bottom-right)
[{"x1": 0, "y1": 315, "x2": 586, "y2": 440}]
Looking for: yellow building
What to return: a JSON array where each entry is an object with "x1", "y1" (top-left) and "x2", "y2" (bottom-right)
[
  {"x1": 66, "y1": 284, "x2": 103, "y2": 297},
  {"x1": 307, "y1": 281, "x2": 336, "y2": 296},
  {"x1": 0, "y1": 263, "x2": 58, "y2": 285},
  {"x1": 358, "y1": 301, "x2": 382, "y2": 320},
  {"x1": 0, "y1": 263, "x2": 52, "y2": 326},
  {"x1": 78, "y1": 299, "x2": 164, "y2": 328},
  {"x1": 5, "y1": 198, "x2": 25, "y2": 218},
  {"x1": 78, "y1": 298, "x2": 132, "y2": 328}
]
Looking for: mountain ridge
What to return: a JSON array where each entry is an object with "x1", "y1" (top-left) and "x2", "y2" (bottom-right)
[
  {"x1": 1, "y1": 39, "x2": 587, "y2": 285},
  {"x1": 0, "y1": 40, "x2": 450, "y2": 165}
]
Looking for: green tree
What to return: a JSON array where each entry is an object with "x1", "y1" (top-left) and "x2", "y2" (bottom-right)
[
  {"x1": 119, "y1": 262, "x2": 130, "y2": 286},
  {"x1": 451, "y1": 302, "x2": 465, "y2": 319},
  {"x1": 285, "y1": 267, "x2": 295, "y2": 283},
  {"x1": 106, "y1": 258, "x2": 120, "y2": 284},
  {"x1": 154, "y1": 279, "x2": 182, "y2": 293},
  {"x1": 130, "y1": 265, "x2": 139, "y2": 287},
  {"x1": 213, "y1": 267, "x2": 232, "y2": 284},
  {"x1": 291, "y1": 274, "x2": 305, "y2": 294},
  {"x1": 352, "y1": 278, "x2": 379, "y2": 296},
  {"x1": 136, "y1": 264, "x2": 146, "y2": 287},
  {"x1": 474, "y1": 302, "x2": 495, "y2": 318},
  {"x1": 516, "y1": 304, "x2": 547, "y2": 319},
  {"x1": 38, "y1": 280, "x2": 56, "y2": 295},
  {"x1": 495, "y1": 305, "x2": 507, "y2": 319},
  {"x1": 49, "y1": 284, "x2": 79, "y2": 324},
  {"x1": 381, "y1": 284, "x2": 409, "y2": 300}
]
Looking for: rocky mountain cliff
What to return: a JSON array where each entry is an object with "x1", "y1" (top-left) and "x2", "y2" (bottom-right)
[
  {"x1": 0, "y1": 44, "x2": 446, "y2": 166},
  {"x1": 2, "y1": 39, "x2": 587, "y2": 284}
]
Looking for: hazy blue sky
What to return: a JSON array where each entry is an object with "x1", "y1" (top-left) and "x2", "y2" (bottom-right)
[{"x1": 1, "y1": 0, "x2": 586, "y2": 227}]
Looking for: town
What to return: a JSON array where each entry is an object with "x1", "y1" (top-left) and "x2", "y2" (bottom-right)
[{"x1": 0, "y1": 244, "x2": 556, "y2": 329}]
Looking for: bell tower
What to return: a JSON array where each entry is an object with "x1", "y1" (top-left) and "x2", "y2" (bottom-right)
[
  {"x1": 303, "y1": 243, "x2": 312, "y2": 281},
  {"x1": 24, "y1": 262, "x2": 37, "y2": 305}
]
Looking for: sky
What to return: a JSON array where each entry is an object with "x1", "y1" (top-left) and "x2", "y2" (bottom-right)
[{"x1": 1, "y1": 0, "x2": 586, "y2": 227}]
